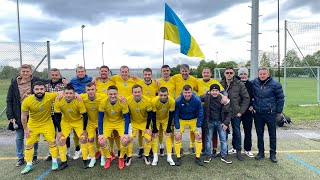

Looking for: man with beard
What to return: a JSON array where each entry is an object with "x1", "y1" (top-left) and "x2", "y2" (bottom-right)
[{"x1": 20, "y1": 81, "x2": 61, "y2": 174}]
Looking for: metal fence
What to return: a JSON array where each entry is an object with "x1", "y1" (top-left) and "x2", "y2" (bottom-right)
[
  {"x1": 0, "y1": 41, "x2": 50, "y2": 119},
  {"x1": 214, "y1": 67, "x2": 320, "y2": 105}
]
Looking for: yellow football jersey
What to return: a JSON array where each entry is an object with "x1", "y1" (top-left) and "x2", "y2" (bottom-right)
[
  {"x1": 197, "y1": 79, "x2": 225, "y2": 96},
  {"x1": 109, "y1": 75, "x2": 140, "y2": 98},
  {"x1": 151, "y1": 96, "x2": 175, "y2": 121},
  {"x1": 95, "y1": 79, "x2": 115, "y2": 94},
  {"x1": 137, "y1": 80, "x2": 158, "y2": 99},
  {"x1": 54, "y1": 98, "x2": 87, "y2": 122},
  {"x1": 157, "y1": 78, "x2": 175, "y2": 98},
  {"x1": 80, "y1": 93, "x2": 107, "y2": 124},
  {"x1": 126, "y1": 95, "x2": 152, "y2": 124},
  {"x1": 98, "y1": 98, "x2": 129, "y2": 124},
  {"x1": 21, "y1": 92, "x2": 58, "y2": 127},
  {"x1": 172, "y1": 74, "x2": 198, "y2": 96}
]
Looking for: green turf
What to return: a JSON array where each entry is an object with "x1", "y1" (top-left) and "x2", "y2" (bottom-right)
[{"x1": 0, "y1": 136, "x2": 319, "y2": 180}]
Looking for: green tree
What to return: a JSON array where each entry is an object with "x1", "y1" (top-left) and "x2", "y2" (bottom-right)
[
  {"x1": 245, "y1": 60, "x2": 251, "y2": 68},
  {"x1": 259, "y1": 52, "x2": 271, "y2": 67},
  {"x1": 196, "y1": 60, "x2": 217, "y2": 78},
  {"x1": 170, "y1": 64, "x2": 181, "y2": 76},
  {"x1": 284, "y1": 50, "x2": 302, "y2": 67},
  {"x1": 217, "y1": 61, "x2": 237, "y2": 68},
  {"x1": 0, "y1": 66, "x2": 19, "y2": 79},
  {"x1": 303, "y1": 50, "x2": 320, "y2": 66}
]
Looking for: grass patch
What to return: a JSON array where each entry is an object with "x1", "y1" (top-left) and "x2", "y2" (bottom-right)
[{"x1": 284, "y1": 105, "x2": 320, "y2": 121}]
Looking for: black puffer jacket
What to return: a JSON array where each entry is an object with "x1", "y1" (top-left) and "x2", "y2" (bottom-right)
[
  {"x1": 6, "y1": 76, "x2": 44, "y2": 129},
  {"x1": 220, "y1": 76, "x2": 250, "y2": 118}
]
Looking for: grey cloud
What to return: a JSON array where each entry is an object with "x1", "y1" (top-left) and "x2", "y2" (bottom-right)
[
  {"x1": 213, "y1": 24, "x2": 249, "y2": 40},
  {"x1": 22, "y1": 0, "x2": 250, "y2": 24},
  {"x1": 50, "y1": 41, "x2": 82, "y2": 60},
  {"x1": 281, "y1": 0, "x2": 320, "y2": 14}
]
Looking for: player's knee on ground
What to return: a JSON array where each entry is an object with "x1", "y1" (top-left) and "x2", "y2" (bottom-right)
[
  {"x1": 59, "y1": 136, "x2": 67, "y2": 146},
  {"x1": 175, "y1": 134, "x2": 182, "y2": 142},
  {"x1": 195, "y1": 132, "x2": 202, "y2": 141}
]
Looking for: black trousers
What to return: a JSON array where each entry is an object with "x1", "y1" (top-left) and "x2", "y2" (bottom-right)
[
  {"x1": 254, "y1": 113, "x2": 277, "y2": 155},
  {"x1": 241, "y1": 111, "x2": 253, "y2": 151}
]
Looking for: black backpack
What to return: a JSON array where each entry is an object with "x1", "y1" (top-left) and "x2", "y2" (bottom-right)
[{"x1": 276, "y1": 113, "x2": 292, "y2": 127}]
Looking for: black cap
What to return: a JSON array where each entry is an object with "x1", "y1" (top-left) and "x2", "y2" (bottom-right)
[{"x1": 210, "y1": 84, "x2": 220, "y2": 92}]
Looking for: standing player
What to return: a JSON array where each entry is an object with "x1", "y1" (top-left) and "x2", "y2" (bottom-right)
[
  {"x1": 151, "y1": 87, "x2": 175, "y2": 166},
  {"x1": 172, "y1": 64, "x2": 198, "y2": 155},
  {"x1": 54, "y1": 85, "x2": 90, "y2": 170},
  {"x1": 126, "y1": 84, "x2": 153, "y2": 166},
  {"x1": 137, "y1": 68, "x2": 158, "y2": 99},
  {"x1": 80, "y1": 82, "x2": 107, "y2": 168},
  {"x1": 20, "y1": 81, "x2": 60, "y2": 174},
  {"x1": 109, "y1": 65, "x2": 141, "y2": 157},
  {"x1": 94, "y1": 66, "x2": 117, "y2": 160},
  {"x1": 174, "y1": 85, "x2": 204, "y2": 166},
  {"x1": 157, "y1": 65, "x2": 175, "y2": 156},
  {"x1": 98, "y1": 85, "x2": 130, "y2": 169}
]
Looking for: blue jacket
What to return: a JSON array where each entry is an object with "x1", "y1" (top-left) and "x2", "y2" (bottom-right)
[
  {"x1": 174, "y1": 93, "x2": 204, "y2": 129},
  {"x1": 69, "y1": 75, "x2": 92, "y2": 94},
  {"x1": 252, "y1": 77, "x2": 285, "y2": 114}
]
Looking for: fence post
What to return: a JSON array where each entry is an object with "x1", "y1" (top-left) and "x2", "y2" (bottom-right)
[
  {"x1": 47, "y1": 41, "x2": 51, "y2": 78},
  {"x1": 318, "y1": 67, "x2": 320, "y2": 103},
  {"x1": 284, "y1": 20, "x2": 287, "y2": 98}
]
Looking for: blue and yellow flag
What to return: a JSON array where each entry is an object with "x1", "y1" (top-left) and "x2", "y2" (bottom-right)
[{"x1": 164, "y1": 3, "x2": 204, "y2": 59}]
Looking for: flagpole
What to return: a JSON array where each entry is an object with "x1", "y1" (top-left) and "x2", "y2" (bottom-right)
[{"x1": 162, "y1": 15, "x2": 165, "y2": 66}]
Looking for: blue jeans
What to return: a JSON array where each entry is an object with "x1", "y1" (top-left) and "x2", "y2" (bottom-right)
[
  {"x1": 205, "y1": 121, "x2": 227, "y2": 157},
  {"x1": 16, "y1": 128, "x2": 39, "y2": 160},
  {"x1": 231, "y1": 117, "x2": 242, "y2": 151}
]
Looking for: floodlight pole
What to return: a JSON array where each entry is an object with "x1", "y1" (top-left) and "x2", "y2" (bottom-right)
[
  {"x1": 277, "y1": 0, "x2": 280, "y2": 82},
  {"x1": 17, "y1": 0, "x2": 22, "y2": 66},
  {"x1": 102, "y1": 42, "x2": 105, "y2": 65},
  {"x1": 81, "y1": 25, "x2": 86, "y2": 68},
  {"x1": 270, "y1": 45, "x2": 277, "y2": 67}
]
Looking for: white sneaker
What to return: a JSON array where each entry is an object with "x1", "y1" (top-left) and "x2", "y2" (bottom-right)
[
  {"x1": 167, "y1": 156, "x2": 175, "y2": 166},
  {"x1": 100, "y1": 156, "x2": 106, "y2": 166},
  {"x1": 66, "y1": 148, "x2": 72, "y2": 159},
  {"x1": 151, "y1": 155, "x2": 158, "y2": 166},
  {"x1": 88, "y1": 158, "x2": 96, "y2": 168},
  {"x1": 228, "y1": 148, "x2": 236, "y2": 154},
  {"x1": 73, "y1": 149, "x2": 82, "y2": 160},
  {"x1": 245, "y1": 151, "x2": 254, "y2": 158}
]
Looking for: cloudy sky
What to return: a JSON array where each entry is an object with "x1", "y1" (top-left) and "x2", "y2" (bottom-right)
[{"x1": 0, "y1": 0, "x2": 319, "y2": 69}]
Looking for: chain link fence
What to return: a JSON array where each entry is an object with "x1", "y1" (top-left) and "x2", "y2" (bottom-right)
[
  {"x1": 0, "y1": 41, "x2": 50, "y2": 119},
  {"x1": 214, "y1": 67, "x2": 320, "y2": 106}
]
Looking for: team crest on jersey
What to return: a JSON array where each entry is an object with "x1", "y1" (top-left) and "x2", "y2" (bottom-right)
[
  {"x1": 67, "y1": 109, "x2": 72, "y2": 113},
  {"x1": 162, "y1": 108, "x2": 166, "y2": 112},
  {"x1": 111, "y1": 110, "x2": 115, "y2": 115},
  {"x1": 39, "y1": 106, "x2": 44, "y2": 111},
  {"x1": 124, "y1": 82, "x2": 127, "y2": 87},
  {"x1": 204, "y1": 88, "x2": 207, "y2": 92},
  {"x1": 91, "y1": 106, "x2": 96, "y2": 110},
  {"x1": 146, "y1": 91, "x2": 150, "y2": 95},
  {"x1": 136, "y1": 108, "x2": 140, "y2": 112},
  {"x1": 102, "y1": 88, "x2": 106, "y2": 92}
]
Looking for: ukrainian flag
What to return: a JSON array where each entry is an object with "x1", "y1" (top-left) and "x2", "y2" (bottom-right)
[{"x1": 164, "y1": 3, "x2": 205, "y2": 59}]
